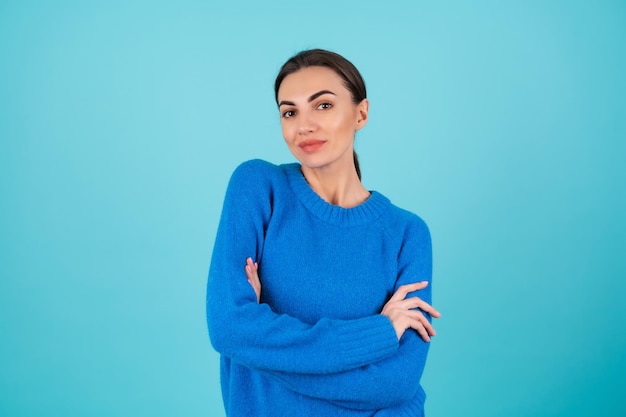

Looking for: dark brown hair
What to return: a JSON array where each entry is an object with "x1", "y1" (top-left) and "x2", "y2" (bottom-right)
[{"x1": 274, "y1": 49, "x2": 367, "y2": 180}]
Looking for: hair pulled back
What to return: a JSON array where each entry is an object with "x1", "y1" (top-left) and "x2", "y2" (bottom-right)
[{"x1": 274, "y1": 49, "x2": 367, "y2": 180}]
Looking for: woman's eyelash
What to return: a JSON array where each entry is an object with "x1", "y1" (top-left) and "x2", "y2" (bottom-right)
[{"x1": 282, "y1": 102, "x2": 331, "y2": 118}]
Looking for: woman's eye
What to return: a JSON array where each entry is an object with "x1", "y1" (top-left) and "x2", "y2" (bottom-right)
[
  {"x1": 282, "y1": 110, "x2": 296, "y2": 118},
  {"x1": 318, "y1": 102, "x2": 332, "y2": 110}
]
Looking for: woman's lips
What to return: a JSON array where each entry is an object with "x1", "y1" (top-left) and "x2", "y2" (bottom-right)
[{"x1": 298, "y1": 139, "x2": 326, "y2": 153}]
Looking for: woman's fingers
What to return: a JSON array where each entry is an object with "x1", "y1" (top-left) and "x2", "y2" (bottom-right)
[
  {"x1": 245, "y1": 257, "x2": 257, "y2": 270},
  {"x1": 408, "y1": 316, "x2": 431, "y2": 342},
  {"x1": 382, "y1": 281, "x2": 441, "y2": 341},
  {"x1": 389, "y1": 281, "x2": 429, "y2": 302},
  {"x1": 396, "y1": 297, "x2": 441, "y2": 318},
  {"x1": 390, "y1": 281, "x2": 441, "y2": 318},
  {"x1": 244, "y1": 257, "x2": 258, "y2": 280},
  {"x1": 244, "y1": 257, "x2": 261, "y2": 303},
  {"x1": 384, "y1": 306, "x2": 436, "y2": 342},
  {"x1": 406, "y1": 309, "x2": 436, "y2": 338},
  {"x1": 400, "y1": 299, "x2": 438, "y2": 338}
]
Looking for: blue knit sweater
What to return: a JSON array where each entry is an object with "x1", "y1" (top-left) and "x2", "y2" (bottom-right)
[{"x1": 207, "y1": 160, "x2": 432, "y2": 417}]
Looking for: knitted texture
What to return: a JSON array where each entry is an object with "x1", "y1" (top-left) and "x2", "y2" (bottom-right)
[{"x1": 207, "y1": 159, "x2": 432, "y2": 416}]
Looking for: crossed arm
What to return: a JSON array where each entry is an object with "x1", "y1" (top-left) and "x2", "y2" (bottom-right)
[
  {"x1": 242, "y1": 256, "x2": 440, "y2": 411},
  {"x1": 245, "y1": 257, "x2": 441, "y2": 342}
]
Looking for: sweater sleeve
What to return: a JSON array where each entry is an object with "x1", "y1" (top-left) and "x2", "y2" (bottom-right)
[
  {"x1": 254, "y1": 216, "x2": 433, "y2": 411},
  {"x1": 206, "y1": 160, "x2": 400, "y2": 375}
]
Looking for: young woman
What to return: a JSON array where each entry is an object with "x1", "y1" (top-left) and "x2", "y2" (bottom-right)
[{"x1": 207, "y1": 49, "x2": 440, "y2": 417}]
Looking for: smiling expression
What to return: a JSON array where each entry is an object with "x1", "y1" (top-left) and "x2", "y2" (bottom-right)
[{"x1": 277, "y1": 66, "x2": 368, "y2": 172}]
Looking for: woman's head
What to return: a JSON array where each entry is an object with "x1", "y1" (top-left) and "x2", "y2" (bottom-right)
[
  {"x1": 274, "y1": 49, "x2": 367, "y2": 106},
  {"x1": 274, "y1": 49, "x2": 368, "y2": 180}
]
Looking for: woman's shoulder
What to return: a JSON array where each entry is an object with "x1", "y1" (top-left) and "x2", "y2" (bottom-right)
[
  {"x1": 230, "y1": 159, "x2": 292, "y2": 180},
  {"x1": 227, "y1": 159, "x2": 296, "y2": 194},
  {"x1": 377, "y1": 195, "x2": 430, "y2": 237},
  {"x1": 231, "y1": 158, "x2": 279, "y2": 176}
]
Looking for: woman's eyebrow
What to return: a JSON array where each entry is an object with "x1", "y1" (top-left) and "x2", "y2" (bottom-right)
[
  {"x1": 278, "y1": 90, "x2": 336, "y2": 107},
  {"x1": 308, "y1": 90, "x2": 335, "y2": 102}
]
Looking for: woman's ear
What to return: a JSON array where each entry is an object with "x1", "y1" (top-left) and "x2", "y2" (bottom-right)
[{"x1": 355, "y1": 99, "x2": 369, "y2": 131}]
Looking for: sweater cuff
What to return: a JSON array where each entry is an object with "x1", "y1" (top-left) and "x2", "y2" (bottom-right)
[{"x1": 338, "y1": 314, "x2": 398, "y2": 369}]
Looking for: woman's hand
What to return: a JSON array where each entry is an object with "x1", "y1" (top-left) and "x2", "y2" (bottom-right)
[
  {"x1": 381, "y1": 282, "x2": 441, "y2": 342},
  {"x1": 245, "y1": 257, "x2": 261, "y2": 303}
]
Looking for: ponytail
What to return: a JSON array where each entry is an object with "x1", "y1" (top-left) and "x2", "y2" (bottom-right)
[{"x1": 353, "y1": 150, "x2": 361, "y2": 181}]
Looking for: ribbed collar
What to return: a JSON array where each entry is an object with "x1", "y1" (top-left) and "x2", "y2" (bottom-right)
[{"x1": 282, "y1": 163, "x2": 390, "y2": 226}]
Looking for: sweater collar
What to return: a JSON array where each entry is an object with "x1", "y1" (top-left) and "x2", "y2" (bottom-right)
[{"x1": 283, "y1": 163, "x2": 390, "y2": 226}]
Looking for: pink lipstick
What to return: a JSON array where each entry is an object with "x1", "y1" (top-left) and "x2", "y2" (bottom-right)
[{"x1": 298, "y1": 139, "x2": 326, "y2": 153}]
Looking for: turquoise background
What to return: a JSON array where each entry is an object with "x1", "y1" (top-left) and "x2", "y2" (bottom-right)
[{"x1": 1, "y1": 0, "x2": 624, "y2": 416}]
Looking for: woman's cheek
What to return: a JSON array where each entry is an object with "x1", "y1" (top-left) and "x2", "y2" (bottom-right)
[{"x1": 281, "y1": 124, "x2": 293, "y2": 143}]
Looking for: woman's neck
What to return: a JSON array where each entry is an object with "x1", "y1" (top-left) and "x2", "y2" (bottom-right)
[{"x1": 300, "y1": 164, "x2": 370, "y2": 208}]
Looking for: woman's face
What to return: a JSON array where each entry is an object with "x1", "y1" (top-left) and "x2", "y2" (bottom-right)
[{"x1": 277, "y1": 66, "x2": 368, "y2": 172}]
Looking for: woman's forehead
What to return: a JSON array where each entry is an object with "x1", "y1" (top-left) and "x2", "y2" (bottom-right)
[{"x1": 278, "y1": 67, "x2": 348, "y2": 101}]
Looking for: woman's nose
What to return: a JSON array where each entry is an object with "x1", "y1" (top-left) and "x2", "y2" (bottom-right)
[
  {"x1": 297, "y1": 112, "x2": 317, "y2": 135},
  {"x1": 298, "y1": 124, "x2": 314, "y2": 135}
]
